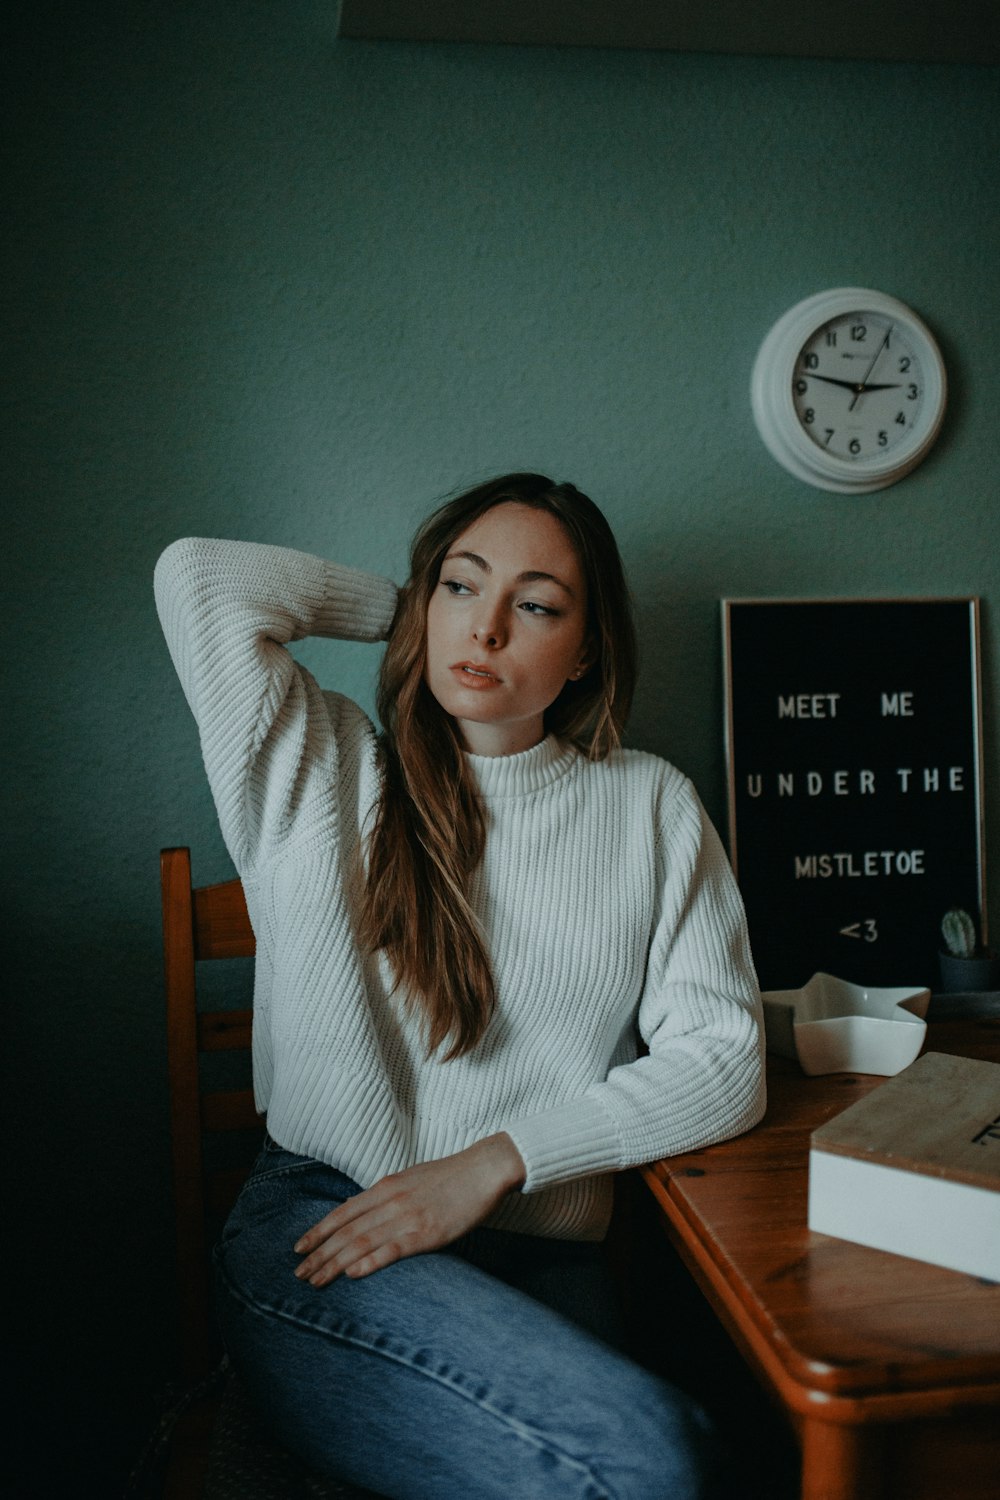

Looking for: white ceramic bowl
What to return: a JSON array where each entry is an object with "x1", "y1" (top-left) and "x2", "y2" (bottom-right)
[{"x1": 761, "y1": 973, "x2": 930, "y2": 1076}]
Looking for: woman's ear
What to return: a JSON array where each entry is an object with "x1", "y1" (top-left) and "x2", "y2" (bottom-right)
[{"x1": 569, "y1": 637, "x2": 596, "y2": 681}]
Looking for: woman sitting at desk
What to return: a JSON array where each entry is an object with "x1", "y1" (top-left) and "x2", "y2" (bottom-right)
[{"x1": 155, "y1": 471, "x2": 765, "y2": 1498}]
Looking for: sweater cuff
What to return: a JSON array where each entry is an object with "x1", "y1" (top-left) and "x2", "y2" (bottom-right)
[
  {"x1": 313, "y1": 559, "x2": 398, "y2": 643},
  {"x1": 505, "y1": 1094, "x2": 623, "y2": 1193}
]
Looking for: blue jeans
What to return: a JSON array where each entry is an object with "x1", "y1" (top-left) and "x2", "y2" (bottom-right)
[{"x1": 213, "y1": 1140, "x2": 727, "y2": 1499}]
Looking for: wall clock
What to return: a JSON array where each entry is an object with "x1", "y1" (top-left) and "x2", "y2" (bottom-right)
[{"x1": 751, "y1": 288, "x2": 947, "y2": 494}]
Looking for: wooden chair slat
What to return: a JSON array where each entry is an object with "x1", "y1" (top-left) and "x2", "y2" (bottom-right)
[
  {"x1": 198, "y1": 1009, "x2": 254, "y2": 1051},
  {"x1": 161, "y1": 847, "x2": 212, "y2": 1376},
  {"x1": 192, "y1": 880, "x2": 255, "y2": 960},
  {"x1": 201, "y1": 1088, "x2": 261, "y2": 1133}
]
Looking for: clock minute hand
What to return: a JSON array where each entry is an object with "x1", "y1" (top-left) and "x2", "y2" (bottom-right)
[{"x1": 849, "y1": 326, "x2": 892, "y2": 410}]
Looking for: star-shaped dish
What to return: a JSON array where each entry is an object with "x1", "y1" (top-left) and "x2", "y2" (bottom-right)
[{"x1": 761, "y1": 973, "x2": 930, "y2": 1076}]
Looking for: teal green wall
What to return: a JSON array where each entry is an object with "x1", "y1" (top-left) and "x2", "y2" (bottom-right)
[{"x1": 7, "y1": 1, "x2": 999, "y2": 1484}]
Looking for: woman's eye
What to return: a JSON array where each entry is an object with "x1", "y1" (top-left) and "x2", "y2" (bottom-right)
[
  {"x1": 520, "y1": 601, "x2": 558, "y2": 617},
  {"x1": 442, "y1": 579, "x2": 472, "y2": 596}
]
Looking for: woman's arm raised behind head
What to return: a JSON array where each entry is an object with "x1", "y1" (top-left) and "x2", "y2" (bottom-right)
[{"x1": 154, "y1": 536, "x2": 397, "y2": 873}]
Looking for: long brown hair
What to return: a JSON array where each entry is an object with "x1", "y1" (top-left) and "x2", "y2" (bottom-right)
[{"x1": 359, "y1": 473, "x2": 638, "y2": 1059}]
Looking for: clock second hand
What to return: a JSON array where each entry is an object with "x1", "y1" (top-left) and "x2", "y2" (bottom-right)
[{"x1": 849, "y1": 325, "x2": 893, "y2": 411}]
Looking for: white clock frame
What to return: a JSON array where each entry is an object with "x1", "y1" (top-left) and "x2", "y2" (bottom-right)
[{"x1": 751, "y1": 288, "x2": 947, "y2": 494}]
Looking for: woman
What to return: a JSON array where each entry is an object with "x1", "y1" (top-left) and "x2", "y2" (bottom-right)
[{"x1": 155, "y1": 473, "x2": 765, "y2": 1499}]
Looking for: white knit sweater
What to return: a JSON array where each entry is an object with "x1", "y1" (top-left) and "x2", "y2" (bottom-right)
[{"x1": 155, "y1": 537, "x2": 765, "y2": 1241}]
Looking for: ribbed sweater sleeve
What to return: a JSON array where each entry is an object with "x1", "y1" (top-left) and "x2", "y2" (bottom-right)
[
  {"x1": 505, "y1": 777, "x2": 765, "y2": 1192},
  {"x1": 153, "y1": 537, "x2": 397, "y2": 872}
]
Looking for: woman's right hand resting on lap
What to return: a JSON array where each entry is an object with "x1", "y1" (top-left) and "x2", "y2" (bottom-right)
[{"x1": 293, "y1": 1132, "x2": 527, "y2": 1285}]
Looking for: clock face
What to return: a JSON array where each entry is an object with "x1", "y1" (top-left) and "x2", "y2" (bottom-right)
[
  {"x1": 792, "y1": 311, "x2": 925, "y2": 464},
  {"x1": 751, "y1": 289, "x2": 947, "y2": 494}
]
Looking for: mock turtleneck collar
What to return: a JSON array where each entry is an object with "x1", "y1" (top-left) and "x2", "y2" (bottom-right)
[{"x1": 464, "y1": 735, "x2": 579, "y2": 797}]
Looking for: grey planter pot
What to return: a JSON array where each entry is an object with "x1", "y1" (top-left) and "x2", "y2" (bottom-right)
[{"x1": 937, "y1": 950, "x2": 1000, "y2": 993}]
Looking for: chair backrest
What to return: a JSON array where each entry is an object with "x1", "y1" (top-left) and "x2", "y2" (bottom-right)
[{"x1": 160, "y1": 846, "x2": 260, "y2": 1381}]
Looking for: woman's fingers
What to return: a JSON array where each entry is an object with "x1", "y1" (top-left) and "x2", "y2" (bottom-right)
[
  {"x1": 294, "y1": 1180, "x2": 429, "y2": 1283},
  {"x1": 294, "y1": 1217, "x2": 376, "y2": 1281},
  {"x1": 304, "y1": 1227, "x2": 413, "y2": 1285},
  {"x1": 293, "y1": 1189, "x2": 373, "y2": 1254},
  {"x1": 291, "y1": 1135, "x2": 526, "y2": 1285}
]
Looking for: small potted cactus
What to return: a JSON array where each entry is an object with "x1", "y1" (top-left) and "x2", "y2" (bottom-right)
[{"x1": 939, "y1": 907, "x2": 1000, "y2": 993}]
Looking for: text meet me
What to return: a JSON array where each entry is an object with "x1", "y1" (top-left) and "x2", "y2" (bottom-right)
[{"x1": 744, "y1": 688, "x2": 966, "y2": 800}]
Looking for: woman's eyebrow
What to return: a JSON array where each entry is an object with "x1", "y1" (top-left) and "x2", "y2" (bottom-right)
[{"x1": 443, "y1": 550, "x2": 575, "y2": 597}]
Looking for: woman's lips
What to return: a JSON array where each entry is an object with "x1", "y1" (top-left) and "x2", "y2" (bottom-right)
[{"x1": 451, "y1": 662, "x2": 502, "y2": 688}]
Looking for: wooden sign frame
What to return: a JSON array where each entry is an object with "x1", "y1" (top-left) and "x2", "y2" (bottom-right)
[{"x1": 722, "y1": 596, "x2": 985, "y2": 992}]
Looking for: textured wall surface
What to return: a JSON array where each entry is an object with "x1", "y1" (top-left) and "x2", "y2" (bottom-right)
[{"x1": 6, "y1": 0, "x2": 999, "y2": 1486}]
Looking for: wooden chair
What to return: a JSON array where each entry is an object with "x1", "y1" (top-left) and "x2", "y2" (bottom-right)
[
  {"x1": 160, "y1": 845, "x2": 260, "y2": 1387},
  {"x1": 158, "y1": 846, "x2": 381, "y2": 1499},
  {"x1": 157, "y1": 845, "x2": 724, "y2": 1498}
]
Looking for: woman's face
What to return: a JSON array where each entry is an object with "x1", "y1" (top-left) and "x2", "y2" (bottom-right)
[{"x1": 424, "y1": 502, "x2": 592, "y2": 756}]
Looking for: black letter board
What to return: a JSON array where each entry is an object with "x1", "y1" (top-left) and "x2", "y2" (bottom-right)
[{"x1": 722, "y1": 598, "x2": 984, "y2": 991}]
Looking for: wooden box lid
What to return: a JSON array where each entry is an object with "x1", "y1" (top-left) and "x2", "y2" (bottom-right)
[{"x1": 810, "y1": 1051, "x2": 1000, "y2": 1191}]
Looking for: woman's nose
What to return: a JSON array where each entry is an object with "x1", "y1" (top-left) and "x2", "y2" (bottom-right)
[{"x1": 472, "y1": 606, "x2": 505, "y2": 648}]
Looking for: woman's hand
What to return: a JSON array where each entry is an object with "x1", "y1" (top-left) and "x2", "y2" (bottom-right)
[{"x1": 293, "y1": 1133, "x2": 526, "y2": 1284}]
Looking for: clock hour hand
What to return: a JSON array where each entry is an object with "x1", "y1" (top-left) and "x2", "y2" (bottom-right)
[
  {"x1": 804, "y1": 372, "x2": 901, "y2": 394},
  {"x1": 804, "y1": 372, "x2": 861, "y2": 393}
]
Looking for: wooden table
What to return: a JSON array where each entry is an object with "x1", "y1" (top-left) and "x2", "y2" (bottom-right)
[{"x1": 640, "y1": 1018, "x2": 1000, "y2": 1500}]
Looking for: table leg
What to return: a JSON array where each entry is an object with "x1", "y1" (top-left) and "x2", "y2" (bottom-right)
[{"x1": 800, "y1": 1418, "x2": 885, "y2": 1500}]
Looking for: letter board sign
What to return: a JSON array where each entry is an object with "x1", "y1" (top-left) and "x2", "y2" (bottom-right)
[{"x1": 722, "y1": 598, "x2": 984, "y2": 991}]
